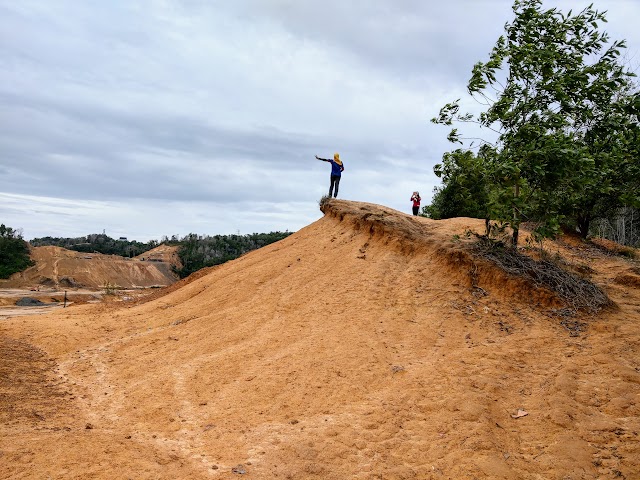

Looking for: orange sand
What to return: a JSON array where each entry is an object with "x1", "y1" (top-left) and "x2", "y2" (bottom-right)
[{"x1": 1, "y1": 200, "x2": 639, "y2": 479}]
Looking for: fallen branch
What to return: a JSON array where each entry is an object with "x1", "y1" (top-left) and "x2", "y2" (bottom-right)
[{"x1": 472, "y1": 236, "x2": 611, "y2": 313}]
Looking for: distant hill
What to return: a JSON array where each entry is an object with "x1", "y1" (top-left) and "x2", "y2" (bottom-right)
[
  {"x1": 134, "y1": 244, "x2": 182, "y2": 266},
  {"x1": 30, "y1": 231, "x2": 294, "y2": 278},
  {"x1": 0, "y1": 245, "x2": 180, "y2": 290}
]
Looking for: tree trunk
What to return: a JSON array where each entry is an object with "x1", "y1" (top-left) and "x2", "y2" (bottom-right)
[
  {"x1": 512, "y1": 182, "x2": 520, "y2": 247},
  {"x1": 577, "y1": 213, "x2": 591, "y2": 239}
]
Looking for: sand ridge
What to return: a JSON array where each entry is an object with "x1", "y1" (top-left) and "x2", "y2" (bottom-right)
[{"x1": 1, "y1": 200, "x2": 639, "y2": 479}]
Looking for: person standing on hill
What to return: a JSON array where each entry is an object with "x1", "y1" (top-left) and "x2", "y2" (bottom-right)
[
  {"x1": 315, "y1": 153, "x2": 344, "y2": 198},
  {"x1": 411, "y1": 191, "x2": 421, "y2": 216}
]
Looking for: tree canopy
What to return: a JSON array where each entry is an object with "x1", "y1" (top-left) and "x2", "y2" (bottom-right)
[
  {"x1": 431, "y1": 0, "x2": 639, "y2": 245},
  {"x1": 421, "y1": 149, "x2": 490, "y2": 221},
  {"x1": 0, "y1": 224, "x2": 34, "y2": 279}
]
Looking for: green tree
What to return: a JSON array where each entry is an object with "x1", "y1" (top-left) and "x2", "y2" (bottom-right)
[
  {"x1": 0, "y1": 224, "x2": 34, "y2": 279},
  {"x1": 565, "y1": 85, "x2": 640, "y2": 236},
  {"x1": 432, "y1": 0, "x2": 638, "y2": 245},
  {"x1": 422, "y1": 149, "x2": 490, "y2": 221}
]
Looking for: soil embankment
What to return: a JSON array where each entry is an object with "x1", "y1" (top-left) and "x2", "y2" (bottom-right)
[{"x1": 1, "y1": 200, "x2": 639, "y2": 479}]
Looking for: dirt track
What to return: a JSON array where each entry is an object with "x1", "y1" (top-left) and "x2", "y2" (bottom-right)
[{"x1": 1, "y1": 200, "x2": 639, "y2": 479}]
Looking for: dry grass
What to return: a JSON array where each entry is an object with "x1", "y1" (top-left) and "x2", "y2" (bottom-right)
[{"x1": 472, "y1": 236, "x2": 612, "y2": 313}]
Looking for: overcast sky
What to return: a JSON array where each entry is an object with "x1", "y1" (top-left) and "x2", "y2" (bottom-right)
[{"x1": 1, "y1": 0, "x2": 639, "y2": 241}]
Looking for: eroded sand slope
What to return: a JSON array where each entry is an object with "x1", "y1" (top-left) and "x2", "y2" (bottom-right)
[{"x1": 1, "y1": 200, "x2": 639, "y2": 479}]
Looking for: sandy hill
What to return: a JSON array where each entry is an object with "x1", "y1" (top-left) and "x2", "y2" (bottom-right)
[
  {"x1": 0, "y1": 244, "x2": 180, "y2": 290},
  {"x1": 135, "y1": 244, "x2": 183, "y2": 267},
  {"x1": 1, "y1": 200, "x2": 639, "y2": 479}
]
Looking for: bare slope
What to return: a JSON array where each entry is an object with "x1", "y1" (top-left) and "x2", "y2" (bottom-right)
[
  {"x1": 0, "y1": 245, "x2": 179, "y2": 290},
  {"x1": 1, "y1": 200, "x2": 639, "y2": 479},
  {"x1": 134, "y1": 244, "x2": 183, "y2": 267}
]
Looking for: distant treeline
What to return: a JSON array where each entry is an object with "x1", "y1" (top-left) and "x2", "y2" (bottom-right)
[
  {"x1": 175, "y1": 232, "x2": 293, "y2": 278},
  {"x1": 31, "y1": 233, "x2": 158, "y2": 257},
  {"x1": 29, "y1": 230, "x2": 293, "y2": 278},
  {"x1": 0, "y1": 224, "x2": 34, "y2": 279}
]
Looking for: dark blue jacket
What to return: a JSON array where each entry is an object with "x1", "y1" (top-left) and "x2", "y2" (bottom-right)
[
  {"x1": 330, "y1": 160, "x2": 344, "y2": 177},
  {"x1": 317, "y1": 156, "x2": 345, "y2": 176}
]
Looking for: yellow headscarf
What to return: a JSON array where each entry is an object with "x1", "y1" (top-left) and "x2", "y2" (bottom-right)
[{"x1": 333, "y1": 152, "x2": 342, "y2": 166}]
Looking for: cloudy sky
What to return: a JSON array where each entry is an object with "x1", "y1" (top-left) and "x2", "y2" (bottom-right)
[{"x1": 2, "y1": 0, "x2": 639, "y2": 241}]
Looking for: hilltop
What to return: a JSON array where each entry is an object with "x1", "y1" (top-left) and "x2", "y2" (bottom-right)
[{"x1": 1, "y1": 200, "x2": 639, "y2": 479}]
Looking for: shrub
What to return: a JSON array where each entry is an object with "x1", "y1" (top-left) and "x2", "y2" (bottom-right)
[{"x1": 0, "y1": 224, "x2": 34, "y2": 279}]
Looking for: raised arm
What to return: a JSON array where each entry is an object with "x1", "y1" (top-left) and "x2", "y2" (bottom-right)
[{"x1": 315, "y1": 155, "x2": 331, "y2": 162}]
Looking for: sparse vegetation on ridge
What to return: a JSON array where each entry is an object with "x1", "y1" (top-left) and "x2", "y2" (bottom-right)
[
  {"x1": 318, "y1": 195, "x2": 332, "y2": 210},
  {"x1": 31, "y1": 233, "x2": 158, "y2": 257}
]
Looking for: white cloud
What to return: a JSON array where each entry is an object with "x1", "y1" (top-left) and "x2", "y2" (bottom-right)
[{"x1": 1, "y1": 0, "x2": 638, "y2": 239}]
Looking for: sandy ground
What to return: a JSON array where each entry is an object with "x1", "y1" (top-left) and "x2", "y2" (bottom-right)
[
  {"x1": 0, "y1": 288, "x2": 157, "y2": 320},
  {"x1": 1, "y1": 200, "x2": 639, "y2": 479}
]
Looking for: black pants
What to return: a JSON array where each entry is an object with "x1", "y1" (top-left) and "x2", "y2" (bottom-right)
[
  {"x1": 412, "y1": 206, "x2": 419, "y2": 216},
  {"x1": 329, "y1": 175, "x2": 341, "y2": 198}
]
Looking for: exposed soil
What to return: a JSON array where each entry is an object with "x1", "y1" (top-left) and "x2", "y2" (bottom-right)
[
  {"x1": 134, "y1": 244, "x2": 183, "y2": 266},
  {"x1": 1, "y1": 200, "x2": 639, "y2": 479},
  {"x1": 0, "y1": 244, "x2": 180, "y2": 290}
]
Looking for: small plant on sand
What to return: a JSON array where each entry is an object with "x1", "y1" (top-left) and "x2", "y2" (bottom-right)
[
  {"x1": 318, "y1": 195, "x2": 332, "y2": 211},
  {"x1": 102, "y1": 281, "x2": 119, "y2": 296}
]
